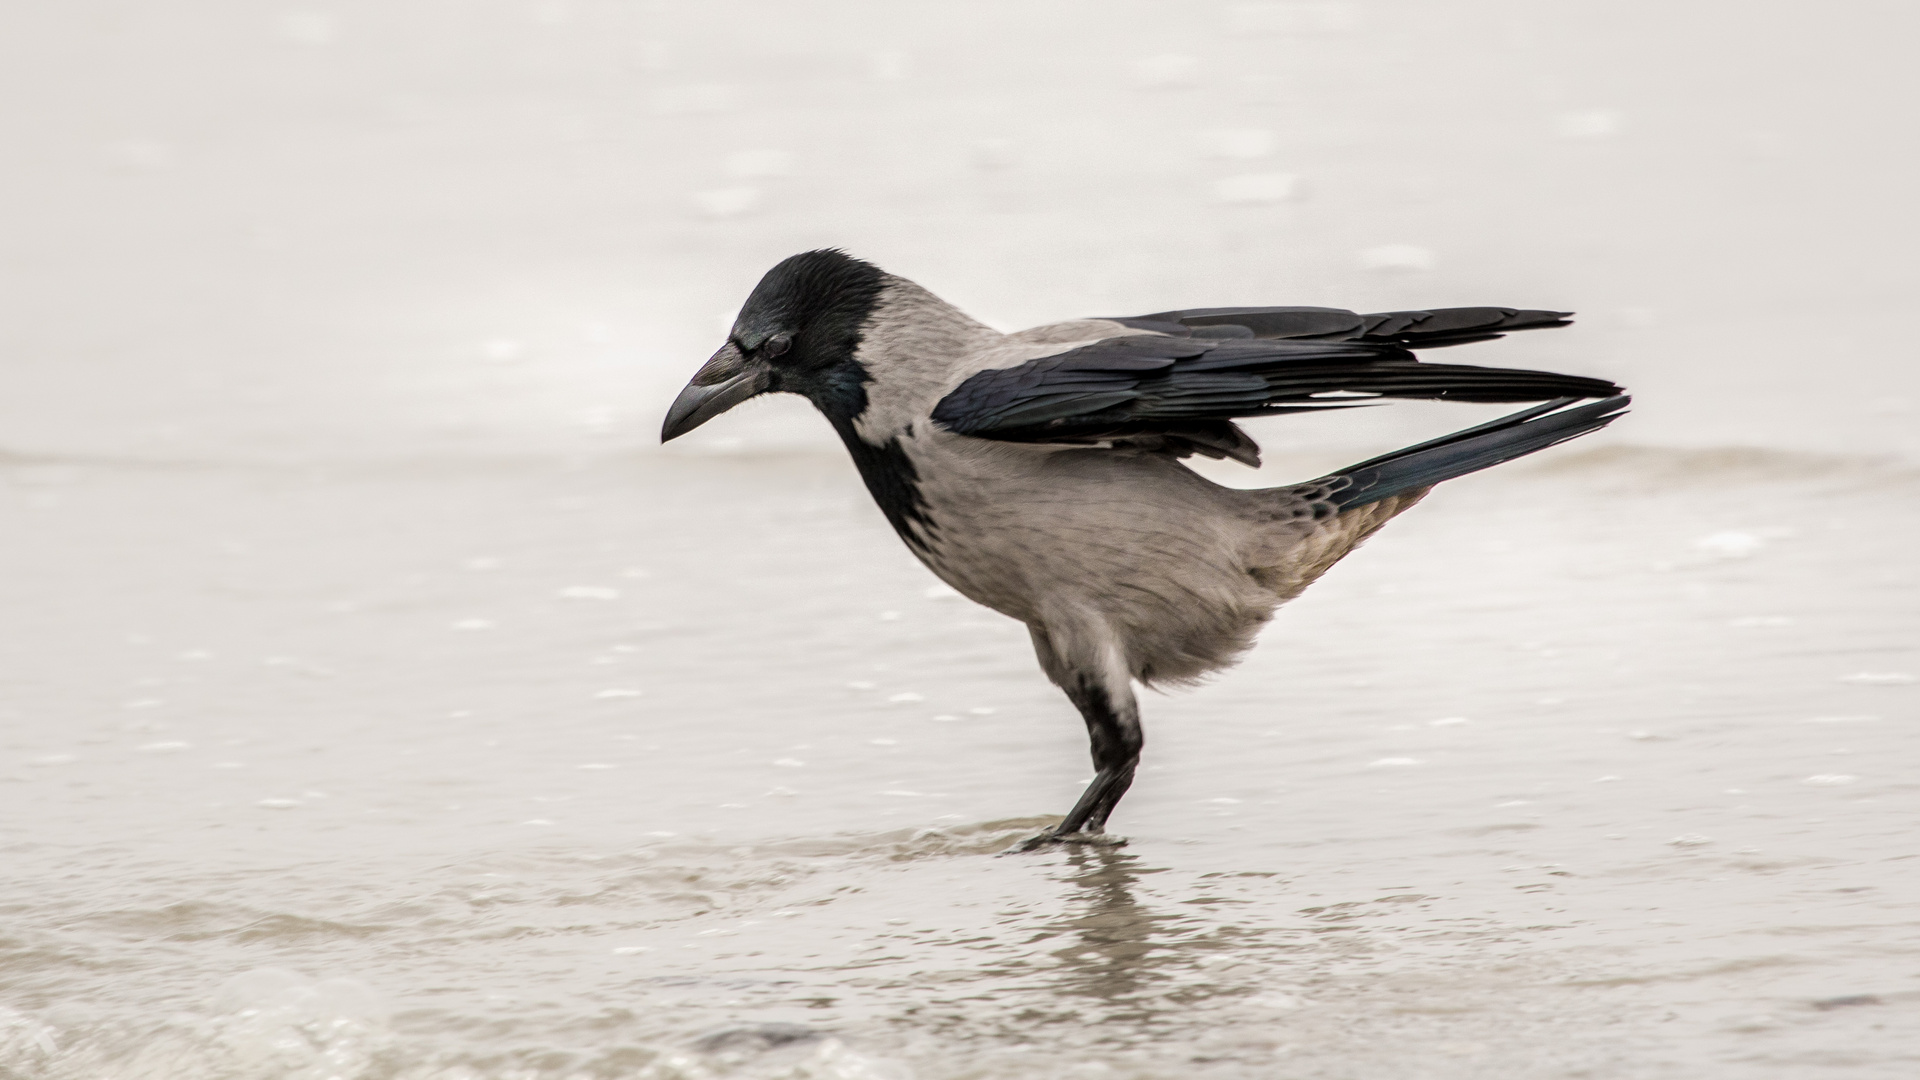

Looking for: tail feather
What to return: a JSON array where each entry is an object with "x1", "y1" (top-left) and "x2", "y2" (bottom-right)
[{"x1": 1326, "y1": 395, "x2": 1630, "y2": 510}]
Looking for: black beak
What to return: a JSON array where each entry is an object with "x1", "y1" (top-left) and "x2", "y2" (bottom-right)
[{"x1": 660, "y1": 342, "x2": 770, "y2": 442}]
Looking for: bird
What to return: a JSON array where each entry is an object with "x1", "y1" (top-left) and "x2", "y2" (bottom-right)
[{"x1": 661, "y1": 249, "x2": 1626, "y2": 850}]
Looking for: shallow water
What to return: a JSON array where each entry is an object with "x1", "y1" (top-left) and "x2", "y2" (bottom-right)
[
  {"x1": 3, "y1": 448, "x2": 1916, "y2": 1078},
  {"x1": 4, "y1": 1, "x2": 1919, "y2": 1075}
]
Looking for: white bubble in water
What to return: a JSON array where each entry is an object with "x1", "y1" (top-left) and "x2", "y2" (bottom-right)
[
  {"x1": 558, "y1": 586, "x2": 619, "y2": 601},
  {"x1": 887, "y1": 692, "x2": 924, "y2": 704},
  {"x1": 1368, "y1": 757, "x2": 1421, "y2": 767},
  {"x1": 0, "y1": 1005, "x2": 57, "y2": 1060},
  {"x1": 1555, "y1": 109, "x2": 1623, "y2": 139},
  {"x1": 693, "y1": 185, "x2": 761, "y2": 218},
  {"x1": 652, "y1": 84, "x2": 735, "y2": 115},
  {"x1": 595, "y1": 688, "x2": 643, "y2": 699},
  {"x1": 869, "y1": 50, "x2": 911, "y2": 80},
  {"x1": 1666, "y1": 834, "x2": 1713, "y2": 846},
  {"x1": 1132, "y1": 54, "x2": 1201, "y2": 89},
  {"x1": 1212, "y1": 173, "x2": 1297, "y2": 205},
  {"x1": 1228, "y1": 3, "x2": 1360, "y2": 35},
  {"x1": 1359, "y1": 245, "x2": 1434, "y2": 271},
  {"x1": 213, "y1": 968, "x2": 386, "y2": 1020},
  {"x1": 726, "y1": 149, "x2": 794, "y2": 178},
  {"x1": 103, "y1": 138, "x2": 175, "y2": 173},
  {"x1": 276, "y1": 12, "x2": 338, "y2": 45},
  {"x1": 1839, "y1": 672, "x2": 1913, "y2": 685},
  {"x1": 1197, "y1": 128, "x2": 1275, "y2": 159},
  {"x1": 1694, "y1": 531, "x2": 1763, "y2": 557},
  {"x1": 972, "y1": 138, "x2": 1017, "y2": 171},
  {"x1": 1803, "y1": 774, "x2": 1858, "y2": 785}
]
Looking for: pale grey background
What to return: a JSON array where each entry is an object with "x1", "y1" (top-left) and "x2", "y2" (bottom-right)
[{"x1": 3, "y1": 1, "x2": 1914, "y2": 464}]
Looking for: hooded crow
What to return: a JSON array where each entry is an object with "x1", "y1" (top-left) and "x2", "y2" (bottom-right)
[{"x1": 663, "y1": 250, "x2": 1626, "y2": 849}]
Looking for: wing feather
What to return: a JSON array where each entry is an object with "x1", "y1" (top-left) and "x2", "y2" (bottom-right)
[
  {"x1": 930, "y1": 332, "x2": 1620, "y2": 460},
  {"x1": 1108, "y1": 304, "x2": 1573, "y2": 348}
]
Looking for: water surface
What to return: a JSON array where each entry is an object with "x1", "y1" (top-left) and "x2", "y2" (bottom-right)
[{"x1": 3, "y1": 449, "x2": 1915, "y2": 1078}]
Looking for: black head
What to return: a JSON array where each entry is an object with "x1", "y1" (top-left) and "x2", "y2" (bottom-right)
[{"x1": 661, "y1": 250, "x2": 887, "y2": 441}]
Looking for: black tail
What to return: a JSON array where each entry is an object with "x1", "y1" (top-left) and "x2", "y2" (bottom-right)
[{"x1": 1326, "y1": 395, "x2": 1630, "y2": 510}]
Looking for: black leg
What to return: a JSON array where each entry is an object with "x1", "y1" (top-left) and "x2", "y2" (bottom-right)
[{"x1": 1019, "y1": 672, "x2": 1143, "y2": 851}]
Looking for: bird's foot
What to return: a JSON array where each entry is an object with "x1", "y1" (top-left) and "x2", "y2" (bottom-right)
[{"x1": 1010, "y1": 829, "x2": 1128, "y2": 853}]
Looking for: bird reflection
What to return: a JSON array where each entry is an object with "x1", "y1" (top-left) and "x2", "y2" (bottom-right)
[{"x1": 1039, "y1": 848, "x2": 1186, "y2": 1010}]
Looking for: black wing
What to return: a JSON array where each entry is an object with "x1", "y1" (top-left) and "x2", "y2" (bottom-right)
[
  {"x1": 929, "y1": 333, "x2": 1620, "y2": 467},
  {"x1": 1107, "y1": 305, "x2": 1573, "y2": 350}
]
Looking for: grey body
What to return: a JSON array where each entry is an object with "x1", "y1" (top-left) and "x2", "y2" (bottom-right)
[
  {"x1": 661, "y1": 250, "x2": 1624, "y2": 846},
  {"x1": 854, "y1": 279, "x2": 1410, "y2": 690}
]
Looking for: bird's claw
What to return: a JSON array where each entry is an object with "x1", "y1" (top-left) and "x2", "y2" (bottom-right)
[{"x1": 1009, "y1": 829, "x2": 1129, "y2": 853}]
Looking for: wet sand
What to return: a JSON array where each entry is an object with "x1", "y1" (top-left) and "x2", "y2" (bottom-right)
[{"x1": 2, "y1": 447, "x2": 1915, "y2": 1078}]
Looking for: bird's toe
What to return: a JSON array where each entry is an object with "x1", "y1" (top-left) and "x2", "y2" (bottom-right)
[{"x1": 1009, "y1": 829, "x2": 1129, "y2": 853}]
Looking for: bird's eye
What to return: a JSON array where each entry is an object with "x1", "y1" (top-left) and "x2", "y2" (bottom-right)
[{"x1": 762, "y1": 333, "x2": 792, "y2": 359}]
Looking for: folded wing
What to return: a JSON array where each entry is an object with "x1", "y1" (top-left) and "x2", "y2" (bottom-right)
[
  {"x1": 1108, "y1": 304, "x2": 1573, "y2": 349},
  {"x1": 929, "y1": 331, "x2": 1621, "y2": 467}
]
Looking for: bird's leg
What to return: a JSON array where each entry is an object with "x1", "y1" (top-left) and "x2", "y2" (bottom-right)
[
  {"x1": 1068, "y1": 675, "x2": 1142, "y2": 835},
  {"x1": 1020, "y1": 673, "x2": 1142, "y2": 851}
]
